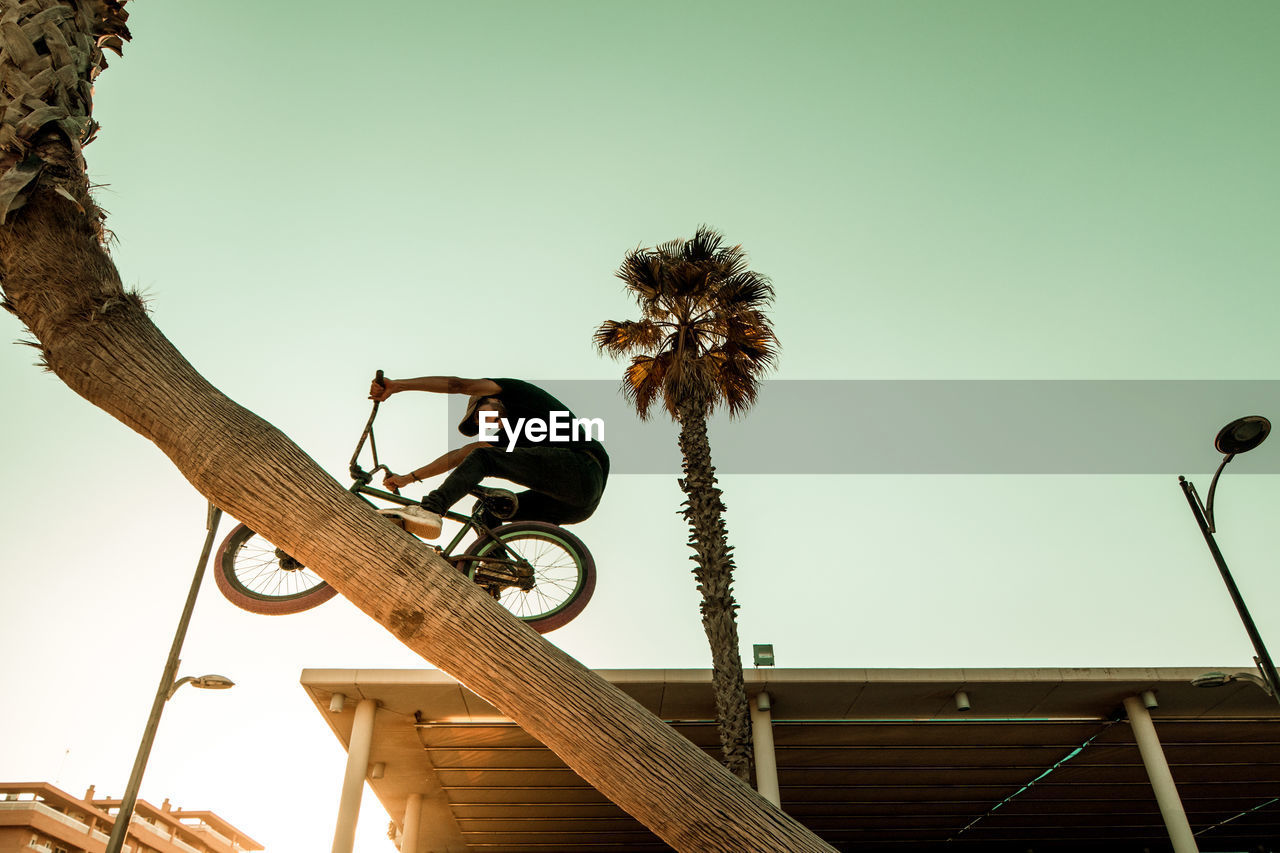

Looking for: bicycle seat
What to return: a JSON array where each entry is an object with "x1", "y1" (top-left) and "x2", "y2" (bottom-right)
[{"x1": 469, "y1": 486, "x2": 518, "y2": 520}]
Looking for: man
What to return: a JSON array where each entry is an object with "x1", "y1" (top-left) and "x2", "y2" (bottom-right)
[{"x1": 368, "y1": 376, "x2": 609, "y2": 539}]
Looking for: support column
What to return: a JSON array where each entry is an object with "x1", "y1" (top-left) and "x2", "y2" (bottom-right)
[
  {"x1": 400, "y1": 793, "x2": 423, "y2": 853},
  {"x1": 750, "y1": 691, "x2": 781, "y2": 807},
  {"x1": 1123, "y1": 695, "x2": 1198, "y2": 853},
  {"x1": 331, "y1": 698, "x2": 378, "y2": 853}
]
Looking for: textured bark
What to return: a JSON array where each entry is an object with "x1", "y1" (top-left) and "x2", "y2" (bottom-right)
[
  {"x1": 0, "y1": 148, "x2": 835, "y2": 850},
  {"x1": 676, "y1": 397, "x2": 754, "y2": 781}
]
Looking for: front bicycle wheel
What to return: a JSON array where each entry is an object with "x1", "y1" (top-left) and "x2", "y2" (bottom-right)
[
  {"x1": 214, "y1": 523, "x2": 339, "y2": 615},
  {"x1": 462, "y1": 521, "x2": 595, "y2": 633}
]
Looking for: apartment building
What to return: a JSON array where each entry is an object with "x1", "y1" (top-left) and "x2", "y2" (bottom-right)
[{"x1": 0, "y1": 782, "x2": 261, "y2": 853}]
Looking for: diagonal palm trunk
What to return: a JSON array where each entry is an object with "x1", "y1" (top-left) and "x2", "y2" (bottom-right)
[
  {"x1": 1, "y1": 144, "x2": 835, "y2": 853},
  {"x1": 0, "y1": 6, "x2": 831, "y2": 849},
  {"x1": 677, "y1": 397, "x2": 754, "y2": 781}
]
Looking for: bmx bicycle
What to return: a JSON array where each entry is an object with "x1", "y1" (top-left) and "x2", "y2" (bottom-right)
[{"x1": 213, "y1": 373, "x2": 596, "y2": 633}]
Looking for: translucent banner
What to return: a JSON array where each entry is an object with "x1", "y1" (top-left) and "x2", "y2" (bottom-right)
[{"x1": 449, "y1": 381, "x2": 1280, "y2": 475}]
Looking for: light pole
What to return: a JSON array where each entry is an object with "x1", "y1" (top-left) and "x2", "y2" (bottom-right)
[
  {"x1": 1178, "y1": 415, "x2": 1279, "y2": 704},
  {"x1": 104, "y1": 503, "x2": 233, "y2": 853}
]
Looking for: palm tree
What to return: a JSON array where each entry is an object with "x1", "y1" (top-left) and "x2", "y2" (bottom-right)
[
  {"x1": 0, "y1": 5, "x2": 830, "y2": 851},
  {"x1": 596, "y1": 226, "x2": 779, "y2": 781}
]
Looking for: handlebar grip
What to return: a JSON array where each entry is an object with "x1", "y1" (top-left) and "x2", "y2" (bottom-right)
[{"x1": 374, "y1": 369, "x2": 385, "y2": 387}]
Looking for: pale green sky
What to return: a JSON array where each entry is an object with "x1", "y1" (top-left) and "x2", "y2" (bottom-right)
[{"x1": 2, "y1": 3, "x2": 1278, "y2": 851}]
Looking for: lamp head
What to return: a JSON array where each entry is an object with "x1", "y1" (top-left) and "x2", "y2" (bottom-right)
[
  {"x1": 1191, "y1": 672, "x2": 1230, "y2": 688},
  {"x1": 168, "y1": 673, "x2": 235, "y2": 700},
  {"x1": 1214, "y1": 416, "x2": 1270, "y2": 456}
]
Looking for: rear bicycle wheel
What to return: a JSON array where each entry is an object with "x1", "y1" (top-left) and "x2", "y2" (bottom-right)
[
  {"x1": 214, "y1": 523, "x2": 338, "y2": 615},
  {"x1": 462, "y1": 521, "x2": 595, "y2": 633}
]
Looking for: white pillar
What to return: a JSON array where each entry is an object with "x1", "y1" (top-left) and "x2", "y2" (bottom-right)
[
  {"x1": 1123, "y1": 695, "x2": 1198, "y2": 853},
  {"x1": 749, "y1": 691, "x2": 781, "y2": 807},
  {"x1": 331, "y1": 698, "x2": 378, "y2": 853},
  {"x1": 400, "y1": 793, "x2": 423, "y2": 853}
]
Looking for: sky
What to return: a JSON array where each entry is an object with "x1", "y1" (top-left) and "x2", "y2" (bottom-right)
[{"x1": 2, "y1": 1, "x2": 1279, "y2": 851}]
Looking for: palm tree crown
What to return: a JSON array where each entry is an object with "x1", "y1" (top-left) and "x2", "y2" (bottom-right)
[{"x1": 595, "y1": 225, "x2": 778, "y2": 420}]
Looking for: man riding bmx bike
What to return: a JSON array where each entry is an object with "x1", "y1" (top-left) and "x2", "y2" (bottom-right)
[{"x1": 368, "y1": 376, "x2": 609, "y2": 539}]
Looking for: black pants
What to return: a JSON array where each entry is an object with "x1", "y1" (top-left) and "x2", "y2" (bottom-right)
[{"x1": 421, "y1": 446, "x2": 605, "y2": 525}]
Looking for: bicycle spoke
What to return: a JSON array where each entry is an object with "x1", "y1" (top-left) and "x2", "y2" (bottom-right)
[{"x1": 230, "y1": 534, "x2": 326, "y2": 599}]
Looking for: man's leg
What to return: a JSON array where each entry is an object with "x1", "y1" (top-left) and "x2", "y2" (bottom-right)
[
  {"x1": 420, "y1": 447, "x2": 597, "y2": 517},
  {"x1": 508, "y1": 488, "x2": 602, "y2": 525}
]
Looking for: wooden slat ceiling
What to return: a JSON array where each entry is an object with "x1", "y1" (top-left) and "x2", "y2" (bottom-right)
[{"x1": 418, "y1": 718, "x2": 1280, "y2": 852}]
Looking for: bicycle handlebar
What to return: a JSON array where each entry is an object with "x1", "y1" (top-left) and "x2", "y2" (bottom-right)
[{"x1": 350, "y1": 369, "x2": 388, "y2": 477}]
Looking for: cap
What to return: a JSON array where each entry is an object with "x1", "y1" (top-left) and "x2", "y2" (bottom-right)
[{"x1": 459, "y1": 394, "x2": 501, "y2": 436}]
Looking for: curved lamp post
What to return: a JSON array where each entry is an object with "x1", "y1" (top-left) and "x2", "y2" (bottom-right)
[
  {"x1": 1179, "y1": 416, "x2": 1279, "y2": 703},
  {"x1": 104, "y1": 504, "x2": 231, "y2": 853}
]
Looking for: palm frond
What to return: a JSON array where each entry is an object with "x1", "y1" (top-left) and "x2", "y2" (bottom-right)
[
  {"x1": 656, "y1": 237, "x2": 685, "y2": 259},
  {"x1": 593, "y1": 319, "x2": 665, "y2": 355},
  {"x1": 683, "y1": 226, "x2": 724, "y2": 264},
  {"x1": 717, "y1": 367, "x2": 761, "y2": 418},
  {"x1": 718, "y1": 314, "x2": 779, "y2": 364},
  {"x1": 713, "y1": 244, "x2": 749, "y2": 279},
  {"x1": 615, "y1": 249, "x2": 660, "y2": 302},
  {"x1": 623, "y1": 352, "x2": 675, "y2": 420},
  {"x1": 717, "y1": 271, "x2": 775, "y2": 310}
]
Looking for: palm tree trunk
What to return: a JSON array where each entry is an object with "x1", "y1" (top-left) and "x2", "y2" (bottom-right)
[
  {"x1": 0, "y1": 143, "x2": 834, "y2": 850},
  {"x1": 676, "y1": 397, "x2": 754, "y2": 781}
]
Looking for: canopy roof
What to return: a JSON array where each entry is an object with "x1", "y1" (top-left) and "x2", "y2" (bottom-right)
[{"x1": 300, "y1": 667, "x2": 1280, "y2": 852}]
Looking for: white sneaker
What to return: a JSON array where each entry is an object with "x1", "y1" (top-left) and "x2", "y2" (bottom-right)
[{"x1": 378, "y1": 505, "x2": 443, "y2": 540}]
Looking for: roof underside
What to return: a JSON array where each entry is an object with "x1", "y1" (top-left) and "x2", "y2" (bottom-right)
[{"x1": 300, "y1": 668, "x2": 1280, "y2": 852}]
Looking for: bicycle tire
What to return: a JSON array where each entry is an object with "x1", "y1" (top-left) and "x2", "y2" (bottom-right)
[
  {"x1": 214, "y1": 523, "x2": 339, "y2": 615},
  {"x1": 461, "y1": 521, "x2": 596, "y2": 633}
]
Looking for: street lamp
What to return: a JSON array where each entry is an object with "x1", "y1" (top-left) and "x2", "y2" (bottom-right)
[
  {"x1": 104, "y1": 503, "x2": 230, "y2": 853},
  {"x1": 1178, "y1": 416, "x2": 1279, "y2": 704}
]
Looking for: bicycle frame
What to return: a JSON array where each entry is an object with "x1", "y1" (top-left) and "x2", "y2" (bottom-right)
[
  {"x1": 350, "y1": 478, "x2": 533, "y2": 590},
  {"x1": 346, "y1": 384, "x2": 530, "y2": 590}
]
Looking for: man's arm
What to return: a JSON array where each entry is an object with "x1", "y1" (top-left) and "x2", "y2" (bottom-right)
[
  {"x1": 370, "y1": 376, "x2": 502, "y2": 402},
  {"x1": 383, "y1": 441, "x2": 489, "y2": 492}
]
